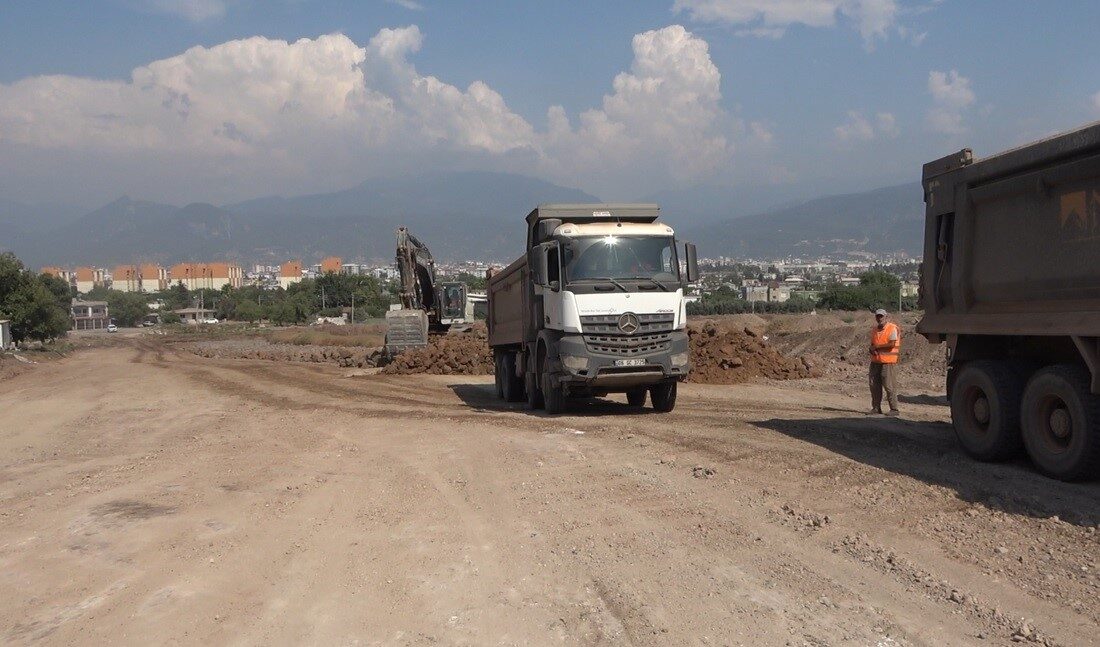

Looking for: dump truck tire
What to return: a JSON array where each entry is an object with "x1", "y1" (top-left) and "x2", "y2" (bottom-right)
[
  {"x1": 1021, "y1": 364, "x2": 1100, "y2": 481},
  {"x1": 949, "y1": 360, "x2": 1025, "y2": 462},
  {"x1": 542, "y1": 371, "x2": 565, "y2": 414},
  {"x1": 502, "y1": 353, "x2": 524, "y2": 402},
  {"x1": 493, "y1": 353, "x2": 504, "y2": 399},
  {"x1": 526, "y1": 371, "x2": 544, "y2": 409},
  {"x1": 650, "y1": 381, "x2": 677, "y2": 413}
]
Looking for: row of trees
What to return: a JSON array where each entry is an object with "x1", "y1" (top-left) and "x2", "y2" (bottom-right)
[{"x1": 0, "y1": 252, "x2": 71, "y2": 344}]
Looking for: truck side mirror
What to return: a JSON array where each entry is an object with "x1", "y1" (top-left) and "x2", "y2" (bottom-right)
[
  {"x1": 684, "y1": 242, "x2": 699, "y2": 284},
  {"x1": 548, "y1": 280, "x2": 560, "y2": 292}
]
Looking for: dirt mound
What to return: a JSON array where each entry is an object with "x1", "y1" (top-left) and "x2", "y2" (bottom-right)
[
  {"x1": 382, "y1": 326, "x2": 494, "y2": 376},
  {"x1": 183, "y1": 339, "x2": 385, "y2": 368},
  {"x1": 687, "y1": 321, "x2": 821, "y2": 384},
  {"x1": 770, "y1": 322, "x2": 946, "y2": 380}
]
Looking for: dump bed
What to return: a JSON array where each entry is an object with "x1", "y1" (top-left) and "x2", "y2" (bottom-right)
[
  {"x1": 486, "y1": 254, "x2": 529, "y2": 348},
  {"x1": 918, "y1": 122, "x2": 1100, "y2": 340}
]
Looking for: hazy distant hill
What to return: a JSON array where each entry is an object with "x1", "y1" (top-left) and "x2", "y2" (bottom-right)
[
  {"x1": 683, "y1": 183, "x2": 924, "y2": 259},
  {"x1": 12, "y1": 171, "x2": 600, "y2": 267},
  {"x1": 7, "y1": 177, "x2": 925, "y2": 268}
]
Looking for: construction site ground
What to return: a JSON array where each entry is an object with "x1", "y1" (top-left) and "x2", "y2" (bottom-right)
[{"x1": 2, "y1": 321, "x2": 1099, "y2": 646}]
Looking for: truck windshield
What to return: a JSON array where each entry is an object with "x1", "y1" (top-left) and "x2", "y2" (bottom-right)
[{"x1": 564, "y1": 236, "x2": 679, "y2": 283}]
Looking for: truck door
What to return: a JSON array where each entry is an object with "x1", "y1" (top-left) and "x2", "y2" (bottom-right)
[{"x1": 542, "y1": 242, "x2": 564, "y2": 330}]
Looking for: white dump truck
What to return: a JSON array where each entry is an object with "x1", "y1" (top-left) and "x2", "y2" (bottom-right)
[{"x1": 487, "y1": 204, "x2": 699, "y2": 413}]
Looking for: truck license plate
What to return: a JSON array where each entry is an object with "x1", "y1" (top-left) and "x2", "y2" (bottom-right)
[{"x1": 614, "y1": 358, "x2": 646, "y2": 367}]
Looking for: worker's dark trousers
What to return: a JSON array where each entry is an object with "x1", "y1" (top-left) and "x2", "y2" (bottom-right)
[{"x1": 869, "y1": 362, "x2": 899, "y2": 412}]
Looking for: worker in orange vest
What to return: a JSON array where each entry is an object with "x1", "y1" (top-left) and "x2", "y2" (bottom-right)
[{"x1": 869, "y1": 308, "x2": 901, "y2": 416}]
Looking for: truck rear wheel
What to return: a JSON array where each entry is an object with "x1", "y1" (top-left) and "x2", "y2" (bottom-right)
[
  {"x1": 493, "y1": 352, "x2": 504, "y2": 399},
  {"x1": 542, "y1": 371, "x2": 566, "y2": 414},
  {"x1": 1021, "y1": 365, "x2": 1100, "y2": 481},
  {"x1": 626, "y1": 388, "x2": 647, "y2": 407},
  {"x1": 650, "y1": 381, "x2": 677, "y2": 413},
  {"x1": 949, "y1": 361, "x2": 1026, "y2": 461},
  {"x1": 526, "y1": 371, "x2": 544, "y2": 409},
  {"x1": 501, "y1": 353, "x2": 525, "y2": 402}
]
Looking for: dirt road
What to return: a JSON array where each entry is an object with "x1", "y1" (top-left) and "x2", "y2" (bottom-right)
[{"x1": 2, "y1": 342, "x2": 1098, "y2": 646}]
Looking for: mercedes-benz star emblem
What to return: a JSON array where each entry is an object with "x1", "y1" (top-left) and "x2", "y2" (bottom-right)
[{"x1": 617, "y1": 312, "x2": 640, "y2": 334}]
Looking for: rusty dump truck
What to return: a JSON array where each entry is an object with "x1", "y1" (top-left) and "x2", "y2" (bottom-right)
[
  {"x1": 487, "y1": 204, "x2": 698, "y2": 414},
  {"x1": 919, "y1": 123, "x2": 1100, "y2": 480}
]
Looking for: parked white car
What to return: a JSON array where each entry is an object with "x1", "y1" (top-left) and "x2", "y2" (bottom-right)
[
  {"x1": 106, "y1": 324, "x2": 118, "y2": 333},
  {"x1": 202, "y1": 318, "x2": 219, "y2": 324}
]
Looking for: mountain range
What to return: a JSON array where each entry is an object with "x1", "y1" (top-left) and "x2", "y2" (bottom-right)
[{"x1": 1, "y1": 172, "x2": 925, "y2": 268}]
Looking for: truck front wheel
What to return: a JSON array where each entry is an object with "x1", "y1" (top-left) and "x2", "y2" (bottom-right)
[
  {"x1": 948, "y1": 361, "x2": 1025, "y2": 461},
  {"x1": 650, "y1": 381, "x2": 677, "y2": 413},
  {"x1": 626, "y1": 388, "x2": 647, "y2": 407},
  {"x1": 542, "y1": 372, "x2": 566, "y2": 414},
  {"x1": 1021, "y1": 365, "x2": 1100, "y2": 481}
]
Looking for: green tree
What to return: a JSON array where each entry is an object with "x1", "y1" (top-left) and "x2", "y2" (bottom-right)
[
  {"x1": 0, "y1": 253, "x2": 70, "y2": 344},
  {"x1": 234, "y1": 299, "x2": 262, "y2": 323},
  {"x1": 161, "y1": 311, "x2": 182, "y2": 325},
  {"x1": 105, "y1": 290, "x2": 150, "y2": 327}
]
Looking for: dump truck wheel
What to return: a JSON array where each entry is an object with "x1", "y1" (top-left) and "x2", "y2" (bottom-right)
[
  {"x1": 502, "y1": 353, "x2": 524, "y2": 402},
  {"x1": 948, "y1": 361, "x2": 1025, "y2": 461},
  {"x1": 526, "y1": 371, "x2": 544, "y2": 409},
  {"x1": 650, "y1": 381, "x2": 677, "y2": 413},
  {"x1": 493, "y1": 353, "x2": 504, "y2": 399},
  {"x1": 626, "y1": 388, "x2": 647, "y2": 407},
  {"x1": 542, "y1": 371, "x2": 565, "y2": 414},
  {"x1": 1021, "y1": 365, "x2": 1100, "y2": 481}
]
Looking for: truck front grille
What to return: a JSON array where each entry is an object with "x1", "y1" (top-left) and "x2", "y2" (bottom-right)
[
  {"x1": 583, "y1": 332, "x2": 673, "y2": 356},
  {"x1": 579, "y1": 313, "x2": 675, "y2": 335}
]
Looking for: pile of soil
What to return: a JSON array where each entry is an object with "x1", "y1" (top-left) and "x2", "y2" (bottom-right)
[
  {"x1": 183, "y1": 339, "x2": 385, "y2": 368},
  {"x1": 687, "y1": 321, "x2": 821, "y2": 384},
  {"x1": 382, "y1": 326, "x2": 494, "y2": 376}
]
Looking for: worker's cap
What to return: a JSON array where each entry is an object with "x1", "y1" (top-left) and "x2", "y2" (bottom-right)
[{"x1": 874, "y1": 308, "x2": 888, "y2": 316}]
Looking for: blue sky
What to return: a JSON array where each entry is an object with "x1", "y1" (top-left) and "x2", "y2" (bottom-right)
[{"x1": 1, "y1": 1, "x2": 1099, "y2": 209}]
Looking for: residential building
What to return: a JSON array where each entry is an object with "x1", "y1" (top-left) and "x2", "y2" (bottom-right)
[
  {"x1": 743, "y1": 285, "x2": 769, "y2": 302},
  {"x1": 41, "y1": 267, "x2": 74, "y2": 285},
  {"x1": 74, "y1": 267, "x2": 107, "y2": 294},
  {"x1": 169, "y1": 262, "x2": 243, "y2": 291},
  {"x1": 112, "y1": 265, "x2": 141, "y2": 292},
  {"x1": 0, "y1": 319, "x2": 10, "y2": 349},
  {"x1": 173, "y1": 307, "x2": 217, "y2": 324},
  {"x1": 71, "y1": 299, "x2": 110, "y2": 330},
  {"x1": 901, "y1": 281, "x2": 920, "y2": 298},
  {"x1": 279, "y1": 260, "x2": 303, "y2": 289},
  {"x1": 140, "y1": 264, "x2": 168, "y2": 292},
  {"x1": 320, "y1": 256, "x2": 342, "y2": 274}
]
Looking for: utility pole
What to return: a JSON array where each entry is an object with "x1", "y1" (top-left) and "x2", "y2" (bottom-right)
[
  {"x1": 322, "y1": 285, "x2": 326, "y2": 310},
  {"x1": 351, "y1": 294, "x2": 355, "y2": 324}
]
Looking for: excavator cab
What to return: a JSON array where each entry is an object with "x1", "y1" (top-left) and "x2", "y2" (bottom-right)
[{"x1": 439, "y1": 282, "x2": 467, "y2": 326}]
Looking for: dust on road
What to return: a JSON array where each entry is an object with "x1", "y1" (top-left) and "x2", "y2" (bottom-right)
[{"x1": 1, "y1": 341, "x2": 1098, "y2": 646}]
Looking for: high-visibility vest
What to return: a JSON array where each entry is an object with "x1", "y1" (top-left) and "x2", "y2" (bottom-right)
[{"x1": 871, "y1": 322, "x2": 901, "y2": 364}]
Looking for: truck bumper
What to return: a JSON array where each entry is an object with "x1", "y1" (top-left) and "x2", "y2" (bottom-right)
[{"x1": 554, "y1": 331, "x2": 690, "y2": 391}]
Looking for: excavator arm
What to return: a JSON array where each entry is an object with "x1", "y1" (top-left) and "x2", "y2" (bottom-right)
[{"x1": 385, "y1": 227, "x2": 469, "y2": 355}]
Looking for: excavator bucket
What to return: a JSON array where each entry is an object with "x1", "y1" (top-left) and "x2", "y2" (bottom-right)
[{"x1": 384, "y1": 308, "x2": 429, "y2": 355}]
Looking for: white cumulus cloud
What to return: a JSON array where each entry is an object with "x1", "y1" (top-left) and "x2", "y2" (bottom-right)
[
  {"x1": 0, "y1": 24, "x2": 748, "y2": 204},
  {"x1": 926, "y1": 69, "x2": 975, "y2": 134},
  {"x1": 834, "y1": 110, "x2": 898, "y2": 142},
  {"x1": 672, "y1": 0, "x2": 901, "y2": 48}
]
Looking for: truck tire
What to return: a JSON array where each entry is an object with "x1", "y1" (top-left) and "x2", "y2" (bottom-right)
[
  {"x1": 1021, "y1": 364, "x2": 1100, "y2": 481},
  {"x1": 948, "y1": 361, "x2": 1025, "y2": 461},
  {"x1": 542, "y1": 371, "x2": 566, "y2": 414},
  {"x1": 526, "y1": 371, "x2": 544, "y2": 409},
  {"x1": 650, "y1": 381, "x2": 677, "y2": 413},
  {"x1": 501, "y1": 353, "x2": 525, "y2": 402},
  {"x1": 493, "y1": 353, "x2": 504, "y2": 399},
  {"x1": 626, "y1": 388, "x2": 647, "y2": 407}
]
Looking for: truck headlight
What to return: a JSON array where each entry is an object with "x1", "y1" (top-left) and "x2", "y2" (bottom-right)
[
  {"x1": 671, "y1": 352, "x2": 690, "y2": 367},
  {"x1": 561, "y1": 354, "x2": 588, "y2": 371}
]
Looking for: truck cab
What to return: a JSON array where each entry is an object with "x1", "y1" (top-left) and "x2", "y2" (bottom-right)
[{"x1": 488, "y1": 204, "x2": 698, "y2": 414}]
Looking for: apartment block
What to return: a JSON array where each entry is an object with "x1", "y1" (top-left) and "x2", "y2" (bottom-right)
[
  {"x1": 112, "y1": 265, "x2": 141, "y2": 292},
  {"x1": 40, "y1": 266, "x2": 74, "y2": 285},
  {"x1": 169, "y1": 262, "x2": 243, "y2": 291},
  {"x1": 279, "y1": 260, "x2": 303, "y2": 289},
  {"x1": 320, "y1": 256, "x2": 342, "y2": 274},
  {"x1": 74, "y1": 267, "x2": 107, "y2": 294},
  {"x1": 140, "y1": 264, "x2": 168, "y2": 292}
]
